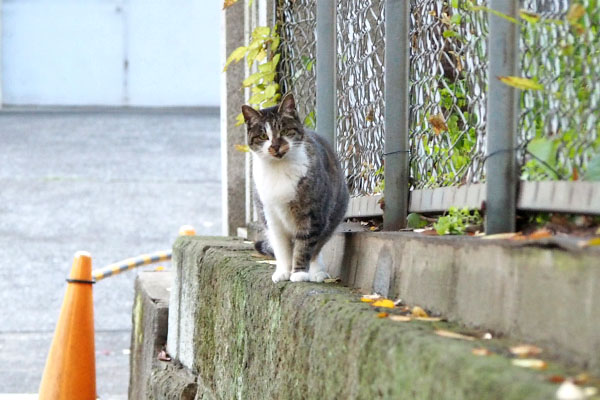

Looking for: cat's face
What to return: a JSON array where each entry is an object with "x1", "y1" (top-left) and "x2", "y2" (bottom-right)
[{"x1": 242, "y1": 94, "x2": 305, "y2": 161}]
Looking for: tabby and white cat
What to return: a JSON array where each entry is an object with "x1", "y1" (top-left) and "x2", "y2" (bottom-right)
[{"x1": 242, "y1": 93, "x2": 349, "y2": 283}]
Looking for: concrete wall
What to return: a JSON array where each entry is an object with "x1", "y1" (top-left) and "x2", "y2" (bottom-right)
[
  {"x1": 131, "y1": 236, "x2": 581, "y2": 399},
  {"x1": 320, "y1": 230, "x2": 600, "y2": 373},
  {"x1": 2, "y1": 0, "x2": 220, "y2": 106}
]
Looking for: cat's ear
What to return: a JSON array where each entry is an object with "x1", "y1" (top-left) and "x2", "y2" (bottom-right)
[
  {"x1": 278, "y1": 93, "x2": 297, "y2": 117},
  {"x1": 241, "y1": 105, "x2": 262, "y2": 124}
]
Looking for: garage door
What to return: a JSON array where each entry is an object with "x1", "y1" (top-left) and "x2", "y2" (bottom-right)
[{"x1": 2, "y1": 0, "x2": 220, "y2": 106}]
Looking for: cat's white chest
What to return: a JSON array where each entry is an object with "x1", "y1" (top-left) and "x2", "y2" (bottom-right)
[{"x1": 252, "y1": 149, "x2": 308, "y2": 206}]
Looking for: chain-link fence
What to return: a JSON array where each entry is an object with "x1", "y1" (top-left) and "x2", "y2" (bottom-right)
[
  {"x1": 519, "y1": 0, "x2": 600, "y2": 181},
  {"x1": 408, "y1": 0, "x2": 489, "y2": 189},
  {"x1": 336, "y1": 0, "x2": 386, "y2": 196},
  {"x1": 276, "y1": 0, "x2": 600, "y2": 197},
  {"x1": 277, "y1": 0, "x2": 317, "y2": 128}
]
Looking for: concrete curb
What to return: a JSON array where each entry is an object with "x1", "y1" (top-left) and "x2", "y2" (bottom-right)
[
  {"x1": 148, "y1": 236, "x2": 582, "y2": 399},
  {"x1": 321, "y1": 231, "x2": 600, "y2": 373}
]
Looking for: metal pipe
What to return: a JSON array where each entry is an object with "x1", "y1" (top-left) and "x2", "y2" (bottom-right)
[
  {"x1": 485, "y1": 0, "x2": 520, "y2": 233},
  {"x1": 316, "y1": 0, "x2": 336, "y2": 145},
  {"x1": 383, "y1": 0, "x2": 410, "y2": 230}
]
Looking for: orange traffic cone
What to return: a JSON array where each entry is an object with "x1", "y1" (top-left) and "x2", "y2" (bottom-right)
[{"x1": 39, "y1": 251, "x2": 96, "y2": 400}]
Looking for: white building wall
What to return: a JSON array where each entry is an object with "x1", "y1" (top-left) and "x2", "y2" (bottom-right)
[{"x1": 2, "y1": 0, "x2": 220, "y2": 106}]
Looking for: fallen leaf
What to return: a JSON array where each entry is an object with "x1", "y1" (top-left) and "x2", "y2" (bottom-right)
[
  {"x1": 435, "y1": 329, "x2": 476, "y2": 341},
  {"x1": 324, "y1": 277, "x2": 341, "y2": 284},
  {"x1": 548, "y1": 375, "x2": 566, "y2": 384},
  {"x1": 556, "y1": 380, "x2": 584, "y2": 400},
  {"x1": 411, "y1": 306, "x2": 429, "y2": 318},
  {"x1": 498, "y1": 76, "x2": 544, "y2": 91},
  {"x1": 428, "y1": 113, "x2": 448, "y2": 135},
  {"x1": 472, "y1": 348, "x2": 492, "y2": 356},
  {"x1": 257, "y1": 260, "x2": 277, "y2": 265},
  {"x1": 481, "y1": 232, "x2": 520, "y2": 240},
  {"x1": 524, "y1": 229, "x2": 553, "y2": 240},
  {"x1": 510, "y1": 344, "x2": 543, "y2": 357},
  {"x1": 371, "y1": 299, "x2": 396, "y2": 309},
  {"x1": 361, "y1": 293, "x2": 382, "y2": 303},
  {"x1": 512, "y1": 358, "x2": 547, "y2": 370},
  {"x1": 234, "y1": 144, "x2": 250, "y2": 153},
  {"x1": 377, "y1": 312, "x2": 389, "y2": 318},
  {"x1": 389, "y1": 315, "x2": 412, "y2": 322},
  {"x1": 158, "y1": 350, "x2": 172, "y2": 362},
  {"x1": 366, "y1": 108, "x2": 375, "y2": 122},
  {"x1": 415, "y1": 317, "x2": 442, "y2": 322},
  {"x1": 573, "y1": 373, "x2": 590, "y2": 385},
  {"x1": 579, "y1": 237, "x2": 600, "y2": 248}
]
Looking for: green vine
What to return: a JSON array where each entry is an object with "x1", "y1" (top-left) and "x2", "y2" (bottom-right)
[{"x1": 224, "y1": 24, "x2": 281, "y2": 127}]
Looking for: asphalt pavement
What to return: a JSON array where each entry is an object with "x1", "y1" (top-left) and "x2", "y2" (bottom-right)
[{"x1": 0, "y1": 107, "x2": 222, "y2": 397}]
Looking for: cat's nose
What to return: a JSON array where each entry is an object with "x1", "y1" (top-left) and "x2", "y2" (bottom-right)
[{"x1": 268, "y1": 145, "x2": 288, "y2": 158}]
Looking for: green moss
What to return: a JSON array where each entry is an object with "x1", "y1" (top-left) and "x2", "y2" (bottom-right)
[{"x1": 173, "y1": 237, "x2": 565, "y2": 400}]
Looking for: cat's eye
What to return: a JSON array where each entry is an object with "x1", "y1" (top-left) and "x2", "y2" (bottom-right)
[
  {"x1": 282, "y1": 130, "x2": 295, "y2": 137},
  {"x1": 259, "y1": 133, "x2": 269, "y2": 140}
]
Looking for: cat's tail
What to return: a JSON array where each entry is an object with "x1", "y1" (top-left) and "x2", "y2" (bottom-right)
[{"x1": 254, "y1": 240, "x2": 275, "y2": 258}]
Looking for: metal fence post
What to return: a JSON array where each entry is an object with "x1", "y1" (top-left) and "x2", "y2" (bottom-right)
[
  {"x1": 485, "y1": 0, "x2": 519, "y2": 233},
  {"x1": 316, "y1": 0, "x2": 336, "y2": 145},
  {"x1": 383, "y1": 0, "x2": 410, "y2": 230}
]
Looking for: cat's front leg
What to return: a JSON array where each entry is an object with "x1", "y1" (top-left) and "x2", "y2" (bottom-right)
[
  {"x1": 289, "y1": 236, "x2": 314, "y2": 282},
  {"x1": 267, "y1": 225, "x2": 293, "y2": 283}
]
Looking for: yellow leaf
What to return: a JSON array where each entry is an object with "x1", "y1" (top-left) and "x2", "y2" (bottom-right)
[
  {"x1": 472, "y1": 348, "x2": 492, "y2": 356},
  {"x1": 428, "y1": 113, "x2": 448, "y2": 135},
  {"x1": 566, "y1": 4, "x2": 585, "y2": 23},
  {"x1": 580, "y1": 237, "x2": 600, "y2": 248},
  {"x1": 512, "y1": 358, "x2": 547, "y2": 370},
  {"x1": 509, "y1": 344, "x2": 543, "y2": 357},
  {"x1": 389, "y1": 315, "x2": 412, "y2": 322},
  {"x1": 435, "y1": 329, "x2": 476, "y2": 341},
  {"x1": 223, "y1": 46, "x2": 247, "y2": 72},
  {"x1": 519, "y1": 9, "x2": 540, "y2": 24},
  {"x1": 361, "y1": 294, "x2": 382, "y2": 302},
  {"x1": 498, "y1": 76, "x2": 544, "y2": 91},
  {"x1": 377, "y1": 312, "x2": 389, "y2": 318},
  {"x1": 234, "y1": 113, "x2": 245, "y2": 127},
  {"x1": 222, "y1": 0, "x2": 240, "y2": 9},
  {"x1": 234, "y1": 144, "x2": 250, "y2": 153},
  {"x1": 324, "y1": 277, "x2": 341, "y2": 284},
  {"x1": 371, "y1": 299, "x2": 396, "y2": 309},
  {"x1": 411, "y1": 306, "x2": 429, "y2": 318}
]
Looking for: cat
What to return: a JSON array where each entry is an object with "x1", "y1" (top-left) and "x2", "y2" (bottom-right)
[{"x1": 241, "y1": 93, "x2": 349, "y2": 283}]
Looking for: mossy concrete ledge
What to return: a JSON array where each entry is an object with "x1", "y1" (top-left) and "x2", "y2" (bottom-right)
[{"x1": 154, "y1": 236, "x2": 563, "y2": 400}]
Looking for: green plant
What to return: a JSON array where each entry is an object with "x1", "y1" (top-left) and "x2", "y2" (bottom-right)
[
  {"x1": 223, "y1": 16, "x2": 281, "y2": 126},
  {"x1": 433, "y1": 207, "x2": 482, "y2": 235}
]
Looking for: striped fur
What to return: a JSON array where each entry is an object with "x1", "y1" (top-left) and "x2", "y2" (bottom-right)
[{"x1": 242, "y1": 93, "x2": 349, "y2": 283}]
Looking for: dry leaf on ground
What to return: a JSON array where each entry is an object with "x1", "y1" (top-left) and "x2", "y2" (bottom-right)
[
  {"x1": 371, "y1": 299, "x2": 396, "y2": 309},
  {"x1": 361, "y1": 294, "x2": 383, "y2": 303},
  {"x1": 323, "y1": 277, "x2": 341, "y2": 284},
  {"x1": 472, "y1": 348, "x2": 492, "y2": 356},
  {"x1": 257, "y1": 260, "x2": 277, "y2": 265},
  {"x1": 377, "y1": 312, "x2": 389, "y2": 318},
  {"x1": 434, "y1": 329, "x2": 476, "y2": 341},
  {"x1": 389, "y1": 315, "x2": 412, "y2": 322},
  {"x1": 415, "y1": 316, "x2": 442, "y2": 322},
  {"x1": 411, "y1": 306, "x2": 429, "y2": 318},
  {"x1": 512, "y1": 358, "x2": 547, "y2": 370},
  {"x1": 510, "y1": 344, "x2": 543, "y2": 357}
]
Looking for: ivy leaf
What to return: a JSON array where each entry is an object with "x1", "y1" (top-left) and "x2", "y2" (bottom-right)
[
  {"x1": 407, "y1": 213, "x2": 428, "y2": 229},
  {"x1": 566, "y1": 4, "x2": 585, "y2": 24},
  {"x1": 498, "y1": 76, "x2": 543, "y2": 90},
  {"x1": 234, "y1": 144, "x2": 250, "y2": 153},
  {"x1": 223, "y1": 46, "x2": 247, "y2": 72},
  {"x1": 583, "y1": 155, "x2": 600, "y2": 181}
]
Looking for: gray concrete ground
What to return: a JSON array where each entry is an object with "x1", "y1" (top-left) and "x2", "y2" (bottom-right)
[{"x1": 0, "y1": 108, "x2": 221, "y2": 397}]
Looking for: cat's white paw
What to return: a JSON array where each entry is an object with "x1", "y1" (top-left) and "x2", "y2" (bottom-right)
[
  {"x1": 309, "y1": 270, "x2": 330, "y2": 283},
  {"x1": 272, "y1": 270, "x2": 291, "y2": 283},
  {"x1": 290, "y1": 271, "x2": 310, "y2": 282}
]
